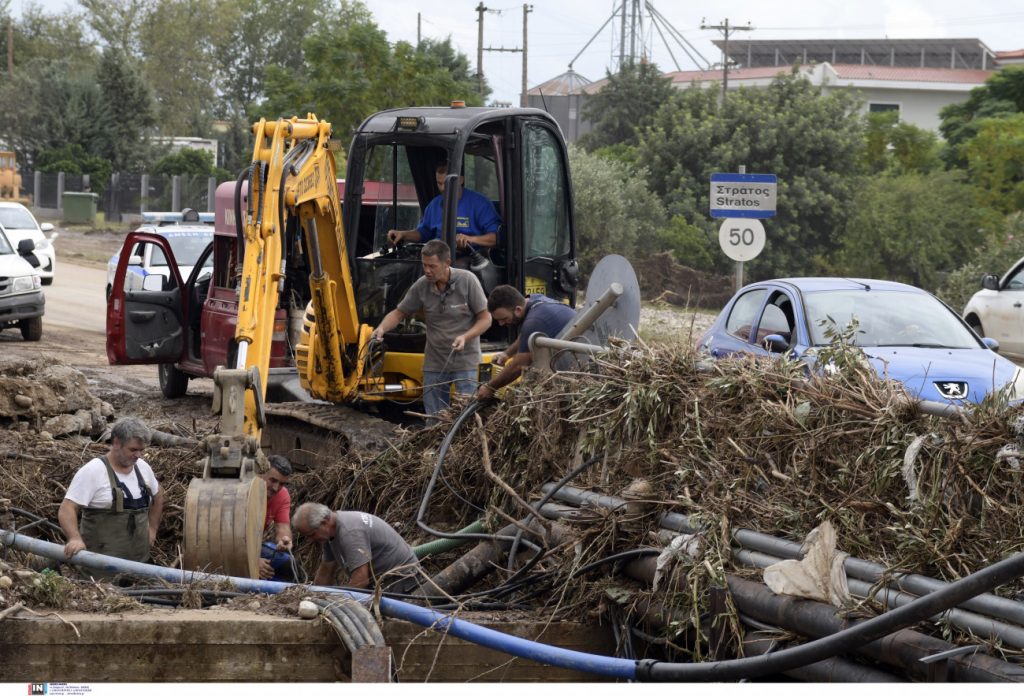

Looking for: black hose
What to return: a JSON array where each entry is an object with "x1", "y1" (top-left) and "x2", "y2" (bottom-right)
[
  {"x1": 9, "y1": 507, "x2": 64, "y2": 537},
  {"x1": 635, "y1": 551, "x2": 1024, "y2": 681},
  {"x1": 506, "y1": 453, "x2": 605, "y2": 573},
  {"x1": 233, "y1": 166, "x2": 248, "y2": 259},
  {"x1": 415, "y1": 401, "x2": 538, "y2": 552},
  {"x1": 513, "y1": 548, "x2": 662, "y2": 604}
]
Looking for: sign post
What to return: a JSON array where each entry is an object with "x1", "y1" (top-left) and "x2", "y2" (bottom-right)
[{"x1": 710, "y1": 169, "x2": 777, "y2": 289}]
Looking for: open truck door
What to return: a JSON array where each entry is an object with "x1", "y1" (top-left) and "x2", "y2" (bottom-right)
[{"x1": 106, "y1": 232, "x2": 187, "y2": 365}]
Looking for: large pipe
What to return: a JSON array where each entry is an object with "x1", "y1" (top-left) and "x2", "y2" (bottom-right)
[
  {"x1": 735, "y1": 548, "x2": 1024, "y2": 649},
  {"x1": 742, "y1": 631, "x2": 905, "y2": 682},
  {"x1": 1, "y1": 530, "x2": 638, "y2": 680},
  {"x1": 543, "y1": 484, "x2": 1024, "y2": 627},
  {"x1": 727, "y1": 576, "x2": 1024, "y2": 682}
]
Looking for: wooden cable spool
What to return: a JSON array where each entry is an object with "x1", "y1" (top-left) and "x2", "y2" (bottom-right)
[{"x1": 183, "y1": 475, "x2": 266, "y2": 579}]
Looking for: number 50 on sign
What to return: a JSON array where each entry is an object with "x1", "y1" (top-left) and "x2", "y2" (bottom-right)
[{"x1": 718, "y1": 218, "x2": 766, "y2": 262}]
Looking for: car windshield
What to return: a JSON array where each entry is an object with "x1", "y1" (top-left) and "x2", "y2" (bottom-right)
[
  {"x1": 161, "y1": 233, "x2": 211, "y2": 266},
  {"x1": 804, "y1": 289, "x2": 980, "y2": 349},
  {"x1": 0, "y1": 207, "x2": 38, "y2": 229}
]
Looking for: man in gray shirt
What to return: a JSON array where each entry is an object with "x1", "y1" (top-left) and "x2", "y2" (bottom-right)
[
  {"x1": 371, "y1": 239, "x2": 491, "y2": 414},
  {"x1": 293, "y1": 502, "x2": 421, "y2": 594}
]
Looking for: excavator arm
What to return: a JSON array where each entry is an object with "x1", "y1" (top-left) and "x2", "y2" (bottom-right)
[{"x1": 184, "y1": 115, "x2": 371, "y2": 578}]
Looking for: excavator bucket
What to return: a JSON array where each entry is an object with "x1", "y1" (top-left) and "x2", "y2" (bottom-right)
[
  {"x1": 183, "y1": 475, "x2": 266, "y2": 578},
  {"x1": 182, "y1": 366, "x2": 268, "y2": 579}
]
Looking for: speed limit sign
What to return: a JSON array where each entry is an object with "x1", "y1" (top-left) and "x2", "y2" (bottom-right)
[{"x1": 718, "y1": 218, "x2": 766, "y2": 262}]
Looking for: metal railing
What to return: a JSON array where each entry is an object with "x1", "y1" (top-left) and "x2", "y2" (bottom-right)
[{"x1": 21, "y1": 169, "x2": 230, "y2": 221}]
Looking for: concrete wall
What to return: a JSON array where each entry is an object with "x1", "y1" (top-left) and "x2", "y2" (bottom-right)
[{"x1": 2, "y1": 609, "x2": 617, "y2": 682}]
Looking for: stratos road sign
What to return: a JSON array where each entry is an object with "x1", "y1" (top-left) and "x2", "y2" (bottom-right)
[
  {"x1": 710, "y1": 173, "x2": 777, "y2": 219},
  {"x1": 719, "y1": 218, "x2": 766, "y2": 262}
]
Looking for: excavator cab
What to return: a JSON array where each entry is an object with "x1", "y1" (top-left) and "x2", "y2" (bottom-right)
[{"x1": 322, "y1": 106, "x2": 579, "y2": 404}]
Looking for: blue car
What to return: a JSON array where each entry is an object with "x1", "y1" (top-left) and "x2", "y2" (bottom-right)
[{"x1": 698, "y1": 278, "x2": 1024, "y2": 405}]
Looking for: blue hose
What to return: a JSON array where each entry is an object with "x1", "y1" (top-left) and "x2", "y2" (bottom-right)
[{"x1": 1, "y1": 530, "x2": 638, "y2": 680}]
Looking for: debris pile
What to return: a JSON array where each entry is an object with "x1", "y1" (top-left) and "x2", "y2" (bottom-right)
[
  {"x1": 0, "y1": 356, "x2": 115, "y2": 439},
  {"x1": 5, "y1": 334, "x2": 1024, "y2": 666},
  {"x1": 323, "y1": 332, "x2": 1024, "y2": 656}
]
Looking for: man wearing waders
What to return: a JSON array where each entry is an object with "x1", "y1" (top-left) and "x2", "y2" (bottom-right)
[{"x1": 58, "y1": 417, "x2": 164, "y2": 565}]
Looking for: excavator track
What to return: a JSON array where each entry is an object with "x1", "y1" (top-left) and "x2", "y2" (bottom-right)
[{"x1": 260, "y1": 402, "x2": 403, "y2": 470}]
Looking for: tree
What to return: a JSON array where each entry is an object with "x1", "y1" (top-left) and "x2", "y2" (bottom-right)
[
  {"x1": 35, "y1": 144, "x2": 112, "y2": 194},
  {"x1": 964, "y1": 113, "x2": 1024, "y2": 215},
  {"x1": 862, "y1": 111, "x2": 941, "y2": 175},
  {"x1": 96, "y1": 48, "x2": 157, "y2": 172},
  {"x1": 567, "y1": 145, "x2": 667, "y2": 276},
  {"x1": 416, "y1": 37, "x2": 489, "y2": 103},
  {"x1": 214, "y1": 0, "x2": 338, "y2": 112},
  {"x1": 79, "y1": 0, "x2": 149, "y2": 57},
  {"x1": 0, "y1": 58, "x2": 108, "y2": 167},
  {"x1": 3, "y1": 4, "x2": 95, "y2": 68},
  {"x1": 837, "y1": 171, "x2": 983, "y2": 290},
  {"x1": 137, "y1": 0, "x2": 220, "y2": 135},
  {"x1": 579, "y1": 60, "x2": 673, "y2": 151},
  {"x1": 153, "y1": 148, "x2": 222, "y2": 177},
  {"x1": 636, "y1": 71, "x2": 864, "y2": 279},
  {"x1": 261, "y1": 6, "x2": 486, "y2": 138},
  {"x1": 939, "y1": 67, "x2": 1024, "y2": 168}
]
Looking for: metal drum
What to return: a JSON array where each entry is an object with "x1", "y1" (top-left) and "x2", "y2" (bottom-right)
[{"x1": 183, "y1": 476, "x2": 266, "y2": 579}]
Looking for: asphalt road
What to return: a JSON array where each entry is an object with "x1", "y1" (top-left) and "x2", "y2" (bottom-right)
[{"x1": 41, "y1": 262, "x2": 107, "y2": 335}]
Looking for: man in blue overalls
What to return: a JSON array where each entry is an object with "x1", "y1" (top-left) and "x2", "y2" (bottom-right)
[
  {"x1": 387, "y1": 159, "x2": 502, "y2": 252},
  {"x1": 59, "y1": 417, "x2": 164, "y2": 564}
]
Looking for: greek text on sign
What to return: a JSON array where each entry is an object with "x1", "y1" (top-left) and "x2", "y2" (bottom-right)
[{"x1": 710, "y1": 173, "x2": 777, "y2": 219}]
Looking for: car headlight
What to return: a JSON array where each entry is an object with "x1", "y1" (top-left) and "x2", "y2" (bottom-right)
[
  {"x1": 34, "y1": 238, "x2": 51, "y2": 251},
  {"x1": 12, "y1": 275, "x2": 41, "y2": 292}
]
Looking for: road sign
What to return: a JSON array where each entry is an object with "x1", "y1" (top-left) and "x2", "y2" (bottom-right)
[
  {"x1": 710, "y1": 173, "x2": 777, "y2": 219},
  {"x1": 718, "y1": 218, "x2": 765, "y2": 262}
]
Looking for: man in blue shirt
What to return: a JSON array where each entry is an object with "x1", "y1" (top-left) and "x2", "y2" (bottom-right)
[
  {"x1": 475, "y1": 285, "x2": 577, "y2": 401},
  {"x1": 387, "y1": 160, "x2": 501, "y2": 251}
]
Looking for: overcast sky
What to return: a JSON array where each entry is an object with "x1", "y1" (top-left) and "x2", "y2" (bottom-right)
[{"x1": 14, "y1": 0, "x2": 1024, "y2": 105}]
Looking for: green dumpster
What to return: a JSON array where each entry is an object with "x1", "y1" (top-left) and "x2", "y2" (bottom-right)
[{"x1": 62, "y1": 191, "x2": 99, "y2": 225}]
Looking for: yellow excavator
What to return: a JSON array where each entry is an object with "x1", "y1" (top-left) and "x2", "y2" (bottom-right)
[
  {"x1": 181, "y1": 116, "x2": 370, "y2": 578},
  {"x1": 176, "y1": 106, "x2": 587, "y2": 577}
]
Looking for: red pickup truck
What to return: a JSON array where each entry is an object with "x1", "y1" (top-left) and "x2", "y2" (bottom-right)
[{"x1": 106, "y1": 179, "x2": 420, "y2": 399}]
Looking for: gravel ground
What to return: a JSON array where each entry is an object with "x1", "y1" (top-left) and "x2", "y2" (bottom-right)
[{"x1": 639, "y1": 304, "x2": 719, "y2": 346}]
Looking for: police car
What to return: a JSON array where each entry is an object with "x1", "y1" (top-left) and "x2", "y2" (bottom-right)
[{"x1": 105, "y1": 209, "x2": 214, "y2": 299}]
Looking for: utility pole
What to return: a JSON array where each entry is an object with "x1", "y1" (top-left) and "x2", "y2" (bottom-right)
[
  {"x1": 477, "y1": 5, "x2": 528, "y2": 106},
  {"x1": 7, "y1": 19, "x2": 13, "y2": 76},
  {"x1": 701, "y1": 18, "x2": 754, "y2": 102},
  {"x1": 476, "y1": 3, "x2": 487, "y2": 96},
  {"x1": 417, "y1": 13, "x2": 421, "y2": 47},
  {"x1": 521, "y1": 4, "x2": 532, "y2": 107},
  {"x1": 618, "y1": 1, "x2": 626, "y2": 69}
]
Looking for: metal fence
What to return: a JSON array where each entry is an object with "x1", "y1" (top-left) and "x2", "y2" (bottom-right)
[{"x1": 24, "y1": 170, "x2": 231, "y2": 222}]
